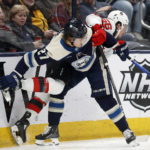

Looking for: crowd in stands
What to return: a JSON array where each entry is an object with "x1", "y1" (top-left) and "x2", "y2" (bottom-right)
[{"x1": 0, "y1": 0, "x2": 149, "y2": 52}]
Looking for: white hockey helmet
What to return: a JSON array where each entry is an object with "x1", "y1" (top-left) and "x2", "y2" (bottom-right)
[
  {"x1": 108, "y1": 10, "x2": 129, "y2": 30},
  {"x1": 85, "y1": 14, "x2": 102, "y2": 27},
  {"x1": 85, "y1": 14, "x2": 115, "y2": 35}
]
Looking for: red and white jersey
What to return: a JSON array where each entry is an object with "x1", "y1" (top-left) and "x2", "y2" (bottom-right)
[
  {"x1": 85, "y1": 14, "x2": 115, "y2": 36},
  {"x1": 86, "y1": 14, "x2": 116, "y2": 57}
]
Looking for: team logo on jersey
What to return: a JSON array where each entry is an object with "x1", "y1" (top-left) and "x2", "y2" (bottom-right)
[{"x1": 119, "y1": 59, "x2": 150, "y2": 112}]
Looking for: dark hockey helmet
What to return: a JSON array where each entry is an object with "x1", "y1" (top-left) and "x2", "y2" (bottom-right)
[{"x1": 64, "y1": 18, "x2": 87, "y2": 38}]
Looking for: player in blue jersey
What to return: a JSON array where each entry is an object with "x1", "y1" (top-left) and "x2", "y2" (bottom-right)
[
  {"x1": 0, "y1": 17, "x2": 138, "y2": 146},
  {"x1": 34, "y1": 11, "x2": 138, "y2": 147}
]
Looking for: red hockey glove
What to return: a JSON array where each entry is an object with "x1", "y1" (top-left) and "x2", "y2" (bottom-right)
[
  {"x1": 92, "y1": 24, "x2": 101, "y2": 32},
  {"x1": 92, "y1": 28, "x2": 106, "y2": 46}
]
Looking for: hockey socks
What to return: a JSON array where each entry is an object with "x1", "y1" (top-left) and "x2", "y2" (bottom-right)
[
  {"x1": 95, "y1": 95, "x2": 129, "y2": 132},
  {"x1": 47, "y1": 96, "x2": 64, "y2": 125},
  {"x1": 26, "y1": 96, "x2": 47, "y2": 114},
  {"x1": 21, "y1": 77, "x2": 65, "y2": 95},
  {"x1": 48, "y1": 112, "x2": 62, "y2": 126}
]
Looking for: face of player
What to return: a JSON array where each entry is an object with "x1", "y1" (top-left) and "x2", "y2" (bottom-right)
[
  {"x1": 65, "y1": 36, "x2": 86, "y2": 48},
  {"x1": 12, "y1": 11, "x2": 27, "y2": 26},
  {"x1": 73, "y1": 38, "x2": 83, "y2": 48},
  {"x1": 22, "y1": 0, "x2": 35, "y2": 7},
  {"x1": 115, "y1": 24, "x2": 127, "y2": 39}
]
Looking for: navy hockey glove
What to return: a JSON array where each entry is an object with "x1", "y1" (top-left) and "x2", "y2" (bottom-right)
[
  {"x1": 0, "y1": 71, "x2": 22, "y2": 90},
  {"x1": 115, "y1": 40, "x2": 129, "y2": 61}
]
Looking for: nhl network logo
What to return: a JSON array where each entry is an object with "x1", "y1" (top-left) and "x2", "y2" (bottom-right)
[{"x1": 119, "y1": 59, "x2": 150, "y2": 112}]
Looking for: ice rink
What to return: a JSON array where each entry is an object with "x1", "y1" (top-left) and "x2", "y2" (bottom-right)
[{"x1": 1, "y1": 136, "x2": 150, "y2": 150}]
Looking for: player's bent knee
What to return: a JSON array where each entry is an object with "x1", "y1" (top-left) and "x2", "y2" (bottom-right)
[
  {"x1": 21, "y1": 77, "x2": 65, "y2": 95},
  {"x1": 21, "y1": 78, "x2": 34, "y2": 91},
  {"x1": 47, "y1": 78, "x2": 65, "y2": 95}
]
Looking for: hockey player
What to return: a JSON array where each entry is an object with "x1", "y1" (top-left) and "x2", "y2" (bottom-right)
[
  {"x1": 85, "y1": 10, "x2": 129, "y2": 57},
  {"x1": 34, "y1": 12, "x2": 138, "y2": 147},
  {"x1": 35, "y1": 11, "x2": 139, "y2": 146},
  {"x1": 0, "y1": 18, "x2": 137, "y2": 146},
  {"x1": 86, "y1": 10, "x2": 129, "y2": 40},
  {"x1": 34, "y1": 10, "x2": 131, "y2": 145}
]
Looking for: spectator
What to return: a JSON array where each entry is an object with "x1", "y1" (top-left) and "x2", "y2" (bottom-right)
[
  {"x1": 141, "y1": 0, "x2": 150, "y2": 39},
  {"x1": 35, "y1": 0, "x2": 57, "y2": 29},
  {"x1": 50, "y1": 0, "x2": 72, "y2": 31},
  {"x1": 95, "y1": 0, "x2": 146, "y2": 41},
  {"x1": 9, "y1": 4, "x2": 44, "y2": 51},
  {"x1": 17, "y1": 0, "x2": 56, "y2": 39},
  {"x1": 79, "y1": 0, "x2": 111, "y2": 21},
  {"x1": 79, "y1": 0, "x2": 97, "y2": 22},
  {"x1": 1, "y1": 0, "x2": 17, "y2": 21},
  {"x1": 112, "y1": 0, "x2": 146, "y2": 41},
  {"x1": 0, "y1": 4, "x2": 24, "y2": 52},
  {"x1": 36, "y1": 0, "x2": 81, "y2": 32},
  {"x1": 146, "y1": 0, "x2": 150, "y2": 19},
  {"x1": 80, "y1": 0, "x2": 134, "y2": 42},
  {"x1": 145, "y1": 0, "x2": 150, "y2": 26}
]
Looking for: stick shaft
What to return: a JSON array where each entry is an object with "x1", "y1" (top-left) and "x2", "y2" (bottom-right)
[
  {"x1": 127, "y1": 56, "x2": 150, "y2": 77},
  {"x1": 97, "y1": 46, "x2": 122, "y2": 107}
]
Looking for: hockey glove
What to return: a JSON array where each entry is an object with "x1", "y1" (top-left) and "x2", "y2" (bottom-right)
[
  {"x1": 0, "y1": 71, "x2": 22, "y2": 90},
  {"x1": 115, "y1": 40, "x2": 129, "y2": 61},
  {"x1": 92, "y1": 24, "x2": 101, "y2": 33},
  {"x1": 92, "y1": 27, "x2": 106, "y2": 46}
]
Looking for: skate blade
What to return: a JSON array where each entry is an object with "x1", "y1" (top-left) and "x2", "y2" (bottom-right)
[
  {"x1": 10, "y1": 126, "x2": 23, "y2": 145},
  {"x1": 35, "y1": 138, "x2": 59, "y2": 146},
  {"x1": 129, "y1": 140, "x2": 140, "y2": 147},
  {"x1": 35, "y1": 140, "x2": 53, "y2": 146},
  {"x1": 2, "y1": 89, "x2": 11, "y2": 104},
  {"x1": 52, "y1": 138, "x2": 59, "y2": 145}
]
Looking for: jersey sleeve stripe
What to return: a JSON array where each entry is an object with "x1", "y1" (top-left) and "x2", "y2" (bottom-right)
[
  {"x1": 28, "y1": 52, "x2": 34, "y2": 67},
  {"x1": 24, "y1": 50, "x2": 39, "y2": 67}
]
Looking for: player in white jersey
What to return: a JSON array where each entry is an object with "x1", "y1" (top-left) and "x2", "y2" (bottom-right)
[
  {"x1": 0, "y1": 17, "x2": 138, "y2": 147},
  {"x1": 86, "y1": 10, "x2": 129, "y2": 57}
]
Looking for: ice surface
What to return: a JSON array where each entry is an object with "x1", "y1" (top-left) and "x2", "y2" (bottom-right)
[{"x1": 1, "y1": 136, "x2": 150, "y2": 150}]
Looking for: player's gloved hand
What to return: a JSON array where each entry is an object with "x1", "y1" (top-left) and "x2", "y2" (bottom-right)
[
  {"x1": 92, "y1": 27, "x2": 106, "y2": 46},
  {"x1": 115, "y1": 40, "x2": 129, "y2": 61},
  {"x1": 92, "y1": 24, "x2": 101, "y2": 33},
  {"x1": 0, "y1": 71, "x2": 22, "y2": 90}
]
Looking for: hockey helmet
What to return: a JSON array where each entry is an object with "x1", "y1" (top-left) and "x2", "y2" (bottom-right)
[
  {"x1": 108, "y1": 10, "x2": 129, "y2": 30},
  {"x1": 64, "y1": 18, "x2": 87, "y2": 38},
  {"x1": 85, "y1": 14, "x2": 102, "y2": 27},
  {"x1": 86, "y1": 14, "x2": 116, "y2": 35}
]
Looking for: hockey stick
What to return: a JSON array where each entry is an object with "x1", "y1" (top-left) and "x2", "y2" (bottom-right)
[
  {"x1": 127, "y1": 56, "x2": 150, "y2": 77},
  {"x1": 112, "y1": 42, "x2": 150, "y2": 77},
  {"x1": 97, "y1": 46, "x2": 122, "y2": 107}
]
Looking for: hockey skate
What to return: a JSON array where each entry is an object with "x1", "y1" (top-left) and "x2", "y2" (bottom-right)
[
  {"x1": 123, "y1": 129, "x2": 139, "y2": 147},
  {"x1": 35, "y1": 125, "x2": 59, "y2": 146},
  {"x1": 2, "y1": 89, "x2": 11, "y2": 102},
  {"x1": 10, "y1": 111, "x2": 31, "y2": 145}
]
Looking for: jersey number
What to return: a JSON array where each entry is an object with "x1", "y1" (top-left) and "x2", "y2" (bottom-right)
[
  {"x1": 102, "y1": 18, "x2": 112, "y2": 30},
  {"x1": 37, "y1": 49, "x2": 50, "y2": 60}
]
